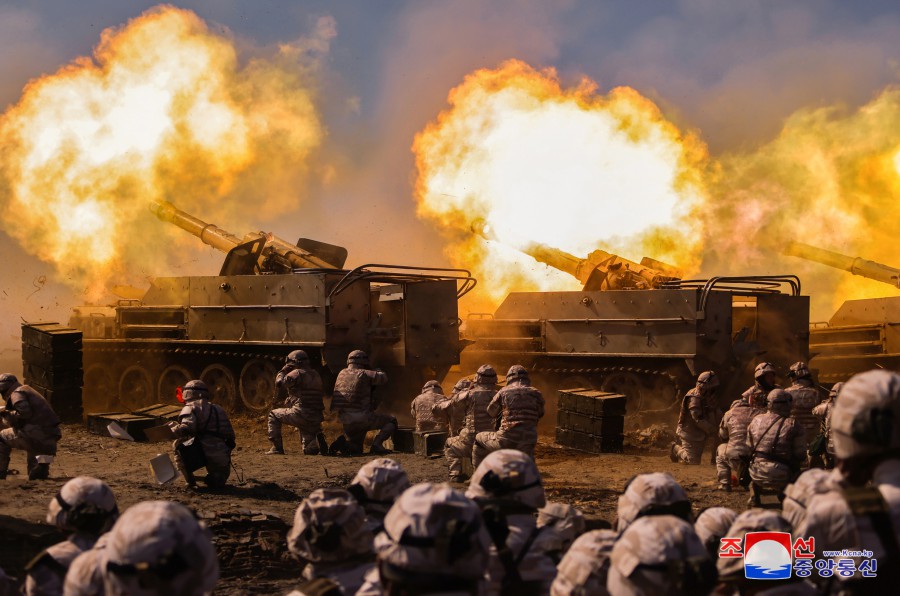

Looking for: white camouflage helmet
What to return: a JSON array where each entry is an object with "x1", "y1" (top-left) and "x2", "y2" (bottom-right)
[
  {"x1": 505, "y1": 364, "x2": 530, "y2": 384},
  {"x1": 782, "y1": 468, "x2": 838, "y2": 530},
  {"x1": 452, "y1": 378, "x2": 473, "y2": 394},
  {"x1": 287, "y1": 488, "x2": 373, "y2": 563},
  {"x1": 831, "y1": 369, "x2": 900, "y2": 459},
  {"x1": 286, "y1": 350, "x2": 309, "y2": 366},
  {"x1": 616, "y1": 473, "x2": 692, "y2": 532},
  {"x1": 716, "y1": 509, "x2": 791, "y2": 581},
  {"x1": 466, "y1": 449, "x2": 546, "y2": 510},
  {"x1": 829, "y1": 381, "x2": 844, "y2": 400},
  {"x1": 374, "y1": 483, "x2": 491, "y2": 587},
  {"x1": 766, "y1": 388, "x2": 793, "y2": 415},
  {"x1": 754, "y1": 362, "x2": 777, "y2": 379},
  {"x1": 789, "y1": 361, "x2": 811, "y2": 379},
  {"x1": 348, "y1": 459, "x2": 411, "y2": 518},
  {"x1": 181, "y1": 379, "x2": 209, "y2": 403},
  {"x1": 475, "y1": 364, "x2": 498, "y2": 385},
  {"x1": 696, "y1": 371, "x2": 720, "y2": 390},
  {"x1": 550, "y1": 529, "x2": 617, "y2": 596},
  {"x1": 608, "y1": 515, "x2": 716, "y2": 595},
  {"x1": 537, "y1": 502, "x2": 586, "y2": 553},
  {"x1": 47, "y1": 476, "x2": 118, "y2": 534},
  {"x1": 100, "y1": 501, "x2": 218, "y2": 596},
  {"x1": 422, "y1": 380, "x2": 442, "y2": 393},
  {"x1": 693, "y1": 507, "x2": 737, "y2": 558}
]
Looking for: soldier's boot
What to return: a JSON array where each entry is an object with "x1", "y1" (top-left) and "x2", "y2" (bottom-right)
[
  {"x1": 747, "y1": 483, "x2": 762, "y2": 508},
  {"x1": 28, "y1": 463, "x2": 50, "y2": 481},
  {"x1": 370, "y1": 422, "x2": 396, "y2": 455},
  {"x1": 301, "y1": 434, "x2": 320, "y2": 456},
  {"x1": 316, "y1": 433, "x2": 328, "y2": 455},
  {"x1": 265, "y1": 438, "x2": 285, "y2": 455},
  {"x1": 328, "y1": 435, "x2": 349, "y2": 456},
  {"x1": 669, "y1": 442, "x2": 679, "y2": 463}
]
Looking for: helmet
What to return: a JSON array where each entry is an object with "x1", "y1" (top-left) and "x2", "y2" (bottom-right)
[
  {"x1": 789, "y1": 361, "x2": 811, "y2": 379},
  {"x1": 452, "y1": 378, "x2": 473, "y2": 394},
  {"x1": 505, "y1": 364, "x2": 529, "y2": 384},
  {"x1": 0, "y1": 373, "x2": 18, "y2": 395},
  {"x1": 754, "y1": 362, "x2": 776, "y2": 380},
  {"x1": 47, "y1": 476, "x2": 118, "y2": 534},
  {"x1": 375, "y1": 483, "x2": 491, "y2": 586},
  {"x1": 696, "y1": 371, "x2": 719, "y2": 390},
  {"x1": 829, "y1": 381, "x2": 845, "y2": 400},
  {"x1": 537, "y1": 502, "x2": 586, "y2": 554},
  {"x1": 347, "y1": 458, "x2": 411, "y2": 518},
  {"x1": 609, "y1": 516, "x2": 716, "y2": 595},
  {"x1": 101, "y1": 501, "x2": 218, "y2": 595},
  {"x1": 475, "y1": 364, "x2": 498, "y2": 385},
  {"x1": 693, "y1": 507, "x2": 737, "y2": 559},
  {"x1": 287, "y1": 488, "x2": 372, "y2": 563},
  {"x1": 286, "y1": 350, "x2": 309, "y2": 366},
  {"x1": 831, "y1": 369, "x2": 900, "y2": 459},
  {"x1": 616, "y1": 473, "x2": 691, "y2": 532},
  {"x1": 782, "y1": 468, "x2": 837, "y2": 529},
  {"x1": 466, "y1": 449, "x2": 545, "y2": 510},
  {"x1": 716, "y1": 510, "x2": 790, "y2": 581},
  {"x1": 551, "y1": 529, "x2": 617, "y2": 595},
  {"x1": 181, "y1": 379, "x2": 209, "y2": 402},
  {"x1": 766, "y1": 389, "x2": 792, "y2": 415},
  {"x1": 347, "y1": 350, "x2": 369, "y2": 366},
  {"x1": 422, "y1": 380, "x2": 442, "y2": 393}
]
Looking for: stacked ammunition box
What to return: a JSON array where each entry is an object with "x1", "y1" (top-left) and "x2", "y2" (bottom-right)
[
  {"x1": 555, "y1": 388, "x2": 626, "y2": 453},
  {"x1": 21, "y1": 322, "x2": 83, "y2": 422}
]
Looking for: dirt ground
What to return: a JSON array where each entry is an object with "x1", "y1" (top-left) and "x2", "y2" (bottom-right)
[{"x1": 0, "y1": 417, "x2": 758, "y2": 594}]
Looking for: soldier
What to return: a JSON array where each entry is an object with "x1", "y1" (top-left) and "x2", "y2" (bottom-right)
[
  {"x1": 347, "y1": 458, "x2": 411, "y2": 535},
  {"x1": 0, "y1": 373, "x2": 61, "y2": 480},
  {"x1": 443, "y1": 365, "x2": 498, "y2": 482},
  {"x1": 286, "y1": 488, "x2": 375, "y2": 595},
  {"x1": 25, "y1": 477, "x2": 118, "y2": 596},
  {"x1": 432, "y1": 378, "x2": 471, "y2": 438},
  {"x1": 356, "y1": 483, "x2": 491, "y2": 595},
  {"x1": 169, "y1": 379, "x2": 236, "y2": 488},
  {"x1": 797, "y1": 369, "x2": 900, "y2": 591},
  {"x1": 693, "y1": 507, "x2": 737, "y2": 560},
  {"x1": 536, "y1": 502, "x2": 586, "y2": 564},
  {"x1": 716, "y1": 509, "x2": 793, "y2": 591},
  {"x1": 66, "y1": 500, "x2": 218, "y2": 596},
  {"x1": 781, "y1": 467, "x2": 838, "y2": 530},
  {"x1": 266, "y1": 350, "x2": 326, "y2": 455},
  {"x1": 671, "y1": 371, "x2": 720, "y2": 465},
  {"x1": 811, "y1": 381, "x2": 843, "y2": 469},
  {"x1": 714, "y1": 386, "x2": 764, "y2": 491},
  {"x1": 615, "y1": 472, "x2": 692, "y2": 533},
  {"x1": 786, "y1": 361, "x2": 823, "y2": 453},
  {"x1": 473, "y1": 365, "x2": 544, "y2": 469},
  {"x1": 745, "y1": 389, "x2": 806, "y2": 506},
  {"x1": 741, "y1": 361, "x2": 781, "y2": 408},
  {"x1": 608, "y1": 515, "x2": 717, "y2": 595},
  {"x1": 465, "y1": 449, "x2": 557, "y2": 593},
  {"x1": 329, "y1": 350, "x2": 395, "y2": 456},
  {"x1": 550, "y1": 529, "x2": 617, "y2": 596},
  {"x1": 409, "y1": 380, "x2": 446, "y2": 433},
  {"x1": 274, "y1": 350, "x2": 305, "y2": 405}
]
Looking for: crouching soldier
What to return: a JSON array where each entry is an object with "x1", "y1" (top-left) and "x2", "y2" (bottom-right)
[
  {"x1": 671, "y1": 371, "x2": 720, "y2": 465},
  {"x1": 267, "y1": 350, "x2": 327, "y2": 455},
  {"x1": 330, "y1": 350, "x2": 395, "y2": 456},
  {"x1": 0, "y1": 373, "x2": 61, "y2": 480},
  {"x1": 410, "y1": 380, "x2": 446, "y2": 433},
  {"x1": 170, "y1": 380, "x2": 236, "y2": 488},
  {"x1": 746, "y1": 389, "x2": 806, "y2": 506}
]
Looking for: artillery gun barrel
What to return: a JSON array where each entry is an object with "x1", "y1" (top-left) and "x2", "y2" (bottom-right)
[{"x1": 785, "y1": 241, "x2": 900, "y2": 289}]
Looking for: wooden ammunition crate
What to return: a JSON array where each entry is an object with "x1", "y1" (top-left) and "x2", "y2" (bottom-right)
[
  {"x1": 391, "y1": 427, "x2": 416, "y2": 453},
  {"x1": 414, "y1": 431, "x2": 447, "y2": 456},
  {"x1": 21, "y1": 322, "x2": 83, "y2": 423},
  {"x1": 21, "y1": 323, "x2": 82, "y2": 352},
  {"x1": 86, "y1": 412, "x2": 160, "y2": 441},
  {"x1": 555, "y1": 388, "x2": 626, "y2": 454},
  {"x1": 133, "y1": 403, "x2": 184, "y2": 421}
]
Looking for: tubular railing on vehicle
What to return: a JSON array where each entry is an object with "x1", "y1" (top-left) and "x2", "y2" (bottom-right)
[
  {"x1": 660, "y1": 275, "x2": 802, "y2": 311},
  {"x1": 319, "y1": 264, "x2": 477, "y2": 299}
]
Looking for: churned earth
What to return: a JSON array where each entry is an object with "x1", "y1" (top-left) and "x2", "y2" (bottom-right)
[{"x1": 0, "y1": 417, "x2": 758, "y2": 594}]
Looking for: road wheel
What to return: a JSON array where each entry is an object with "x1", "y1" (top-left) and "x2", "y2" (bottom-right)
[
  {"x1": 601, "y1": 372, "x2": 644, "y2": 417},
  {"x1": 84, "y1": 365, "x2": 118, "y2": 412},
  {"x1": 201, "y1": 364, "x2": 238, "y2": 413},
  {"x1": 118, "y1": 365, "x2": 154, "y2": 411},
  {"x1": 157, "y1": 365, "x2": 193, "y2": 405},
  {"x1": 239, "y1": 359, "x2": 277, "y2": 412}
]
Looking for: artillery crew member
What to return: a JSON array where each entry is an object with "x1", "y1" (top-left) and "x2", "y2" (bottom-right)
[
  {"x1": 330, "y1": 350, "x2": 395, "y2": 455},
  {"x1": 25, "y1": 477, "x2": 118, "y2": 596},
  {"x1": 741, "y1": 361, "x2": 780, "y2": 408},
  {"x1": 550, "y1": 529, "x2": 617, "y2": 596},
  {"x1": 786, "y1": 361, "x2": 823, "y2": 445},
  {"x1": 347, "y1": 458, "x2": 411, "y2": 535},
  {"x1": 409, "y1": 380, "x2": 446, "y2": 433},
  {"x1": 170, "y1": 380, "x2": 236, "y2": 488},
  {"x1": 0, "y1": 373, "x2": 61, "y2": 480},
  {"x1": 715, "y1": 387, "x2": 764, "y2": 491},
  {"x1": 266, "y1": 350, "x2": 326, "y2": 456},
  {"x1": 433, "y1": 377, "x2": 472, "y2": 438},
  {"x1": 812, "y1": 381, "x2": 843, "y2": 469},
  {"x1": 745, "y1": 389, "x2": 806, "y2": 506},
  {"x1": 671, "y1": 371, "x2": 720, "y2": 465},
  {"x1": 444, "y1": 365, "x2": 498, "y2": 482},
  {"x1": 274, "y1": 350, "x2": 303, "y2": 405},
  {"x1": 473, "y1": 365, "x2": 544, "y2": 468}
]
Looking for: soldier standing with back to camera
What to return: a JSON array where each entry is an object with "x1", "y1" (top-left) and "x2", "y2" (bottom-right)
[
  {"x1": 671, "y1": 371, "x2": 720, "y2": 465},
  {"x1": 266, "y1": 349, "x2": 327, "y2": 455},
  {"x1": 330, "y1": 350, "x2": 396, "y2": 455},
  {"x1": 0, "y1": 373, "x2": 61, "y2": 480}
]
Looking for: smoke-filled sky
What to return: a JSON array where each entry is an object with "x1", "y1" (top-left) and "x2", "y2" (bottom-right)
[{"x1": 2, "y1": 0, "x2": 900, "y2": 367}]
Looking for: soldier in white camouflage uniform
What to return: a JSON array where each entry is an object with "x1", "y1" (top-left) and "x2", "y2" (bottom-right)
[
  {"x1": 466, "y1": 449, "x2": 557, "y2": 593},
  {"x1": 443, "y1": 365, "x2": 498, "y2": 482},
  {"x1": 812, "y1": 381, "x2": 843, "y2": 469},
  {"x1": 473, "y1": 365, "x2": 544, "y2": 469},
  {"x1": 615, "y1": 472, "x2": 692, "y2": 533},
  {"x1": 267, "y1": 351, "x2": 327, "y2": 456},
  {"x1": 347, "y1": 458, "x2": 411, "y2": 535},
  {"x1": 693, "y1": 507, "x2": 737, "y2": 560},
  {"x1": 746, "y1": 389, "x2": 806, "y2": 506},
  {"x1": 357, "y1": 483, "x2": 491, "y2": 595},
  {"x1": 550, "y1": 529, "x2": 617, "y2": 596},
  {"x1": 286, "y1": 488, "x2": 375, "y2": 595},
  {"x1": 716, "y1": 509, "x2": 793, "y2": 591},
  {"x1": 66, "y1": 500, "x2": 218, "y2": 596},
  {"x1": 330, "y1": 350, "x2": 395, "y2": 456},
  {"x1": 25, "y1": 477, "x2": 118, "y2": 596},
  {"x1": 715, "y1": 387, "x2": 765, "y2": 491},
  {"x1": 741, "y1": 362, "x2": 781, "y2": 408},
  {"x1": 440, "y1": 378, "x2": 473, "y2": 438},
  {"x1": 409, "y1": 380, "x2": 446, "y2": 433},
  {"x1": 787, "y1": 361, "x2": 823, "y2": 461},
  {"x1": 671, "y1": 371, "x2": 720, "y2": 465},
  {"x1": 537, "y1": 502, "x2": 586, "y2": 564},
  {"x1": 608, "y1": 515, "x2": 717, "y2": 595},
  {"x1": 170, "y1": 380, "x2": 236, "y2": 488},
  {"x1": 0, "y1": 373, "x2": 61, "y2": 480},
  {"x1": 797, "y1": 369, "x2": 900, "y2": 592},
  {"x1": 781, "y1": 467, "x2": 840, "y2": 530}
]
